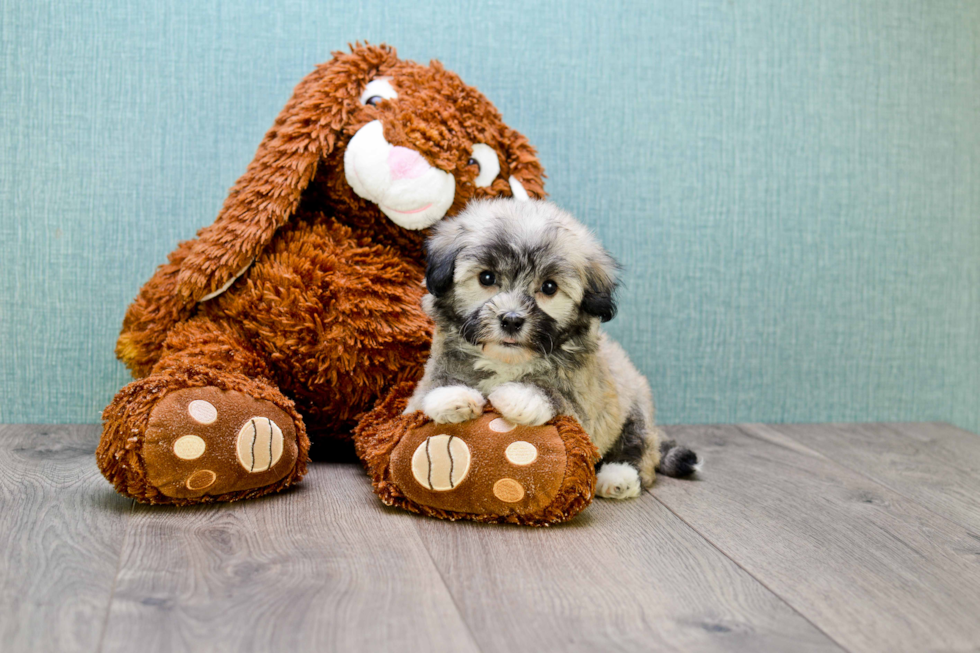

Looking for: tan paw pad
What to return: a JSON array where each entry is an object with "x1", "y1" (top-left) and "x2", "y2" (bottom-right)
[
  {"x1": 236, "y1": 417, "x2": 284, "y2": 473},
  {"x1": 173, "y1": 435, "x2": 206, "y2": 460},
  {"x1": 411, "y1": 434, "x2": 471, "y2": 491},
  {"x1": 493, "y1": 478, "x2": 525, "y2": 503},
  {"x1": 185, "y1": 469, "x2": 216, "y2": 491},
  {"x1": 187, "y1": 399, "x2": 218, "y2": 424},
  {"x1": 504, "y1": 441, "x2": 537, "y2": 465},
  {"x1": 488, "y1": 417, "x2": 516, "y2": 433}
]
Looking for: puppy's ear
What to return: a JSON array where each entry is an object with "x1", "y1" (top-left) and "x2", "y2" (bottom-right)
[
  {"x1": 424, "y1": 244, "x2": 459, "y2": 297},
  {"x1": 424, "y1": 219, "x2": 467, "y2": 297},
  {"x1": 581, "y1": 251, "x2": 620, "y2": 323},
  {"x1": 582, "y1": 275, "x2": 617, "y2": 322}
]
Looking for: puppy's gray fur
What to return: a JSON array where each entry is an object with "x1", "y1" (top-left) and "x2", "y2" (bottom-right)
[{"x1": 407, "y1": 199, "x2": 698, "y2": 498}]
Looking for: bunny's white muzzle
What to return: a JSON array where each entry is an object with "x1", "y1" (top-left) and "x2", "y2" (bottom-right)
[{"x1": 343, "y1": 120, "x2": 456, "y2": 230}]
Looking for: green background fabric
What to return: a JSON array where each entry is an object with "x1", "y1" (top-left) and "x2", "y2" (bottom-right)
[{"x1": 2, "y1": 0, "x2": 978, "y2": 433}]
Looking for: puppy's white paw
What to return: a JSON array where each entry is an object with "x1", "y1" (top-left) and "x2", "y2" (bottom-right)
[
  {"x1": 596, "y1": 463, "x2": 642, "y2": 500},
  {"x1": 421, "y1": 386, "x2": 486, "y2": 424},
  {"x1": 487, "y1": 383, "x2": 556, "y2": 426}
]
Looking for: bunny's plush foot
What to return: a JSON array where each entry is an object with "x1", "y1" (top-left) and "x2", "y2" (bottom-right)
[
  {"x1": 98, "y1": 367, "x2": 309, "y2": 504},
  {"x1": 355, "y1": 383, "x2": 599, "y2": 526}
]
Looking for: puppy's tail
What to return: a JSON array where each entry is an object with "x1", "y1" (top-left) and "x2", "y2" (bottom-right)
[{"x1": 656, "y1": 439, "x2": 702, "y2": 478}]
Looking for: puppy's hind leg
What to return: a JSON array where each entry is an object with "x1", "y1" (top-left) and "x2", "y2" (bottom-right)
[
  {"x1": 612, "y1": 400, "x2": 702, "y2": 481},
  {"x1": 596, "y1": 463, "x2": 642, "y2": 499},
  {"x1": 596, "y1": 409, "x2": 649, "y2": 499},
  {"x1": 595, "y1": 410, "x2": 701, "y2": 498}
]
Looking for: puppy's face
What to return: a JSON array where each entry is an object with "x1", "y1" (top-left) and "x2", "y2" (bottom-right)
[{"x1": 424, "y1": 200, "x2": 618, "y2": 365}]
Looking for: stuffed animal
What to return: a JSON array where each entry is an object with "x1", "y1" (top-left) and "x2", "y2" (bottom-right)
[{"x1": 97, "y1": 44, "x2": 598, "y2": 524}]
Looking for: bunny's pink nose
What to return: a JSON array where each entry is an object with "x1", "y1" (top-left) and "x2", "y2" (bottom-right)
[{"x1": 387, "y1": 146, "x2": 429, "y2": 181}]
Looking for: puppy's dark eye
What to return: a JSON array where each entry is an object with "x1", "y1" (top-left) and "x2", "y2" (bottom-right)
[
  {"x1": 365, "y1": 96, "x2": 383, "y2": 107},
  {"x1": 468, "y1": 158, "x2": 481, "y2": 173},
  {"x1": 540, "y1": 280, "x2": 558, "y2": 296},
  {"x1": 478, "y1": 271, "x2": 496, "y2": 287}
]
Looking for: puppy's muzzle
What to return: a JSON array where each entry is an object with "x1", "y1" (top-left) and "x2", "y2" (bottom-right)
[{"x1": 499, "y1": 312, "x2": 525, "y2": 335}]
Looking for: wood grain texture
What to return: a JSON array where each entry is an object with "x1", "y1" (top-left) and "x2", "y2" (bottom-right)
[
  {"x1": 654, "y1": 423, "x2": 980, "y2": 653},
  {"x1": 412, "y1": 493, "x2": 843, "y2": 653},
  {"x1": 99, "y1": 462, "x2": 479, "y2": 653},
  {"x1": 774, "y1": 422, "x2": 980, "y2": 532},
  {"x1": 0, "y1": 425, "x2": 131, "y2": 653},
  {"x1": 5, "y1": 422, "x2": 980, "y2": 652}
]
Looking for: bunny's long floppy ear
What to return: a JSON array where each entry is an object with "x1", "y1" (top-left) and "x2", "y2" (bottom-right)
[{"x1": 117, "y1": 44, "x2": 398, "y2": 377}]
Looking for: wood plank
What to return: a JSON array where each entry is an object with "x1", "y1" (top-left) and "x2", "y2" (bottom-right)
[
  {"x1": 0, "y1": 424, "x2": 132, "y2": 653},
  {"x1": 412, "y1": 490, "x2": 844, "y2": 652},
  {"x1": 774, "y1": 422, "x2": 980, "y2": 532},
  {"x1": 99, "y1": 462, "x2": 479, "y2": 653},
  {"x1": 654, "y1": 423, "x2": 980, "y2": 653}
]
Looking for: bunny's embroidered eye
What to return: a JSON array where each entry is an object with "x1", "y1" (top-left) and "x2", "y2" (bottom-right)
[
  {"x1": 470, "y1": 144, "x2": 501, "y2": 188},
  {"x1": 479, "y1": 271, "x2": 497, "y2": 287},
  {"x1": 360, "y1": 78, "x2": 398, "y2": 106},
  {"x1": 540, "y1": 280, "x2": 558, "y2": 296}
]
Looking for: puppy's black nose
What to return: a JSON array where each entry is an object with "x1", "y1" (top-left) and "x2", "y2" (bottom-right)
[{"x1": 500, "y1": 312, "x2": 525, "y2": 334}]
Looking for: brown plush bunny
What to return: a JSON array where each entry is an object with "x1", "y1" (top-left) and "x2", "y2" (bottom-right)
[{"x1": 97, "y1": 44, "x2": 597, "y2": 524}]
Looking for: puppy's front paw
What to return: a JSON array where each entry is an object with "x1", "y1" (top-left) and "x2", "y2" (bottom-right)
[
  {"x1": 487, "y1": 383, "x2": 555, "y2": 426},
  {"x1": 421, "y1": 386, "x2": 486, "y2": 424},
  {"x1": 596, "y1": 463, "x2": 642, "y2": 500}
]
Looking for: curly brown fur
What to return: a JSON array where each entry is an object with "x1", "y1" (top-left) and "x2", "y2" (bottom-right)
[
  {"x1": 109, "y1": 42, "x2": 546, "y2": 431},
  {"x1": 197, "y1": 216, "x2": 434, "y2": 437},
  {"x1": 100, "y1": 44, "x2": 561, "y2": 505},
  {"x1": 117, "y1": 44, "x2": 544, "y2": 379}
]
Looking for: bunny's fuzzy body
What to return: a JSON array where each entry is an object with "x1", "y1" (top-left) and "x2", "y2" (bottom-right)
[
  {"x1": 191, "y1": 213, "x2": 431, "y2": 437},
  {"x1": 97, "y1": 44, "x2": 551, "y2": 505}
]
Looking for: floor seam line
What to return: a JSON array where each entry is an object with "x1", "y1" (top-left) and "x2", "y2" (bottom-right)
[
  {"x1": 94, "y1": 498, "x2": 135, "y2": 653},
  {"x1": 411, "y1": 521, "x2": 488, "y2": 653}
]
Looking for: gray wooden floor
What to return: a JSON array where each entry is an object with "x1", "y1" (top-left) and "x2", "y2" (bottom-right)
[{"x1": 2, "y1": 422, "x2": 979, "y2": 653}]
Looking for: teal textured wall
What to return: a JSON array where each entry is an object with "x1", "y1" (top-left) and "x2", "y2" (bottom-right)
[{"x1": 2, "y1": 1, "x2": 978, "y2": 432}]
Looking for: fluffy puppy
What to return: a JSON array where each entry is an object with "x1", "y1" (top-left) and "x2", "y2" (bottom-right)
[{"x1": 406, "y1": 199, "x2": 699, "y2": 499}]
